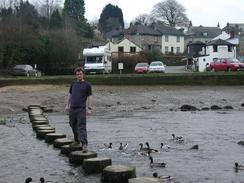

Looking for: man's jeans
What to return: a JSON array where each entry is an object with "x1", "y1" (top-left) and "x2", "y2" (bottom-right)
[{"x1": 69, "y1": 108, "x2": 87, "y2": 145}]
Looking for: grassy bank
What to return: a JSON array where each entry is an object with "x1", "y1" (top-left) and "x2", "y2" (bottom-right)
[{"x1": 1, "y1": 72, "x2": 244, "y2": 87}]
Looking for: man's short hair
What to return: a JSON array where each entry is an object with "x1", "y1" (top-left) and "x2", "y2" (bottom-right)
[{"x1": 74, "y1": 67, "x2": 84, "y2": 74}]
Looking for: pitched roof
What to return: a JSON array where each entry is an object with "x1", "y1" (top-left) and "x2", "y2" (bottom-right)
[
  {"x1": 207, "y1": 39, "x2": 235, "y2": 46},
  {"x1": 187, "y1": 26, "x2": 222, "y2": 39},
  {"x1": 151, "y1": 22, "x2": 184, "y2": 36},
  {"x1": 124, "y1": 24, "x2": 161, "y2": 36},
  {"x1": 188, "y1": 41, "x2": 206, "y2": 46}
]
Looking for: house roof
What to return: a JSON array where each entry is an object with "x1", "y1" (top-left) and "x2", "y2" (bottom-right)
[
  {"x1": 124, "y1": 24, "x2": 161, "y2": 36},
  {"x1": 188, "y1": 41, "x2": 206, "y2": 46},
  {"x1": 151, "y1": 22, "x2": 184, "y2": 36},
  {"x1": 187, "y1": 26, "x2": 222, "y2": 39},
  {"x1": 222, "y1": 25, "x2": 242, "y2": 34},
  {"x1": 207, "y1": 39, "x2": 235, "y2": 46}
]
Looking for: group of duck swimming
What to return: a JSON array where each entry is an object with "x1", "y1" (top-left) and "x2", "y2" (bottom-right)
[{"x1": 25, "y1": 134, "x2": 244, "y2": 182}]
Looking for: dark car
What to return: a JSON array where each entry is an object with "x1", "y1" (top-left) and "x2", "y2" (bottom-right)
[
  {"x1": 134, "y1": 62, "x2": 149, "y2": 73},
  {"x1": 209, "y1": 58, "x2": 240, "y2": 72},
  {"x1": 11, "y1": 64, "x2": 38, "y2": 76}
]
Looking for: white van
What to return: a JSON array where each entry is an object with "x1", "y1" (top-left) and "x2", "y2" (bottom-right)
[{"x1": 83, "y1": 46, "x2": 112, "y2": 74}]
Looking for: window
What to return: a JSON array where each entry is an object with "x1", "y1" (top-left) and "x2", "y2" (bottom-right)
[
  {"x1": 165, "y1": 46, "x2": 169, "y2": 53},
  {"x1": 118, "y1": 46, "x2": 124, "y2": 53},
  {"x1": 165, "y1": 35, "x2": 169, "y2": 42},
  {"x1": 177, "y1": 36, "x2": 180, "y2": 42},
  {"x1": 86, "y1": 56, "x2": 103, "y2": 63},
  {"x1": 228, "y1": 45, "x2": 233, "y2": 52},
  {"x1": 213, "y1": 45, "x2": 218, "y2": 52},
  {"x1": 176, "y1": 47, "x2": 180, "y2": 53},
  {"x1": 130, "y1": 47, "x2": 136, "y2": 53},
  {"x1": 203, "y1": 32, "x2": 208, "y2": 37}
]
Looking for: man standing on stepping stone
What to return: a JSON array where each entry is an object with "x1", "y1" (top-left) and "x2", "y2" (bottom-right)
[{"x1": 65, "y1": 67, "x2": 93, "y2": 152}]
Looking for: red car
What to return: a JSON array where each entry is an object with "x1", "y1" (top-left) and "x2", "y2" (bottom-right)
[
  {"x1": 134, "y1": 62, "x2": 149, "y2": 73},
  {"x1": 210, "y1": 58, "x2": 240, "y2": 72}
]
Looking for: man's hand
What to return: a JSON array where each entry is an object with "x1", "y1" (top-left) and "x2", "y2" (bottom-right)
[
  {"x1": 87, "y1": 108, "x2": 92, "y2": 115},
  {"x1": 64, "y1": 104, "x2": 69, "y2": 112}
]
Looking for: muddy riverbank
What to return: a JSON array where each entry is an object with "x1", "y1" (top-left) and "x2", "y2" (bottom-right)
[{"x1": 1, "y1": 85, "x2": 244, "y2": 183}]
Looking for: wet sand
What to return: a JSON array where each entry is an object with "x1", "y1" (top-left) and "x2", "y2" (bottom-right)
[{"x1": 1, "y1": 85, "x2": 244, "y2": 183}]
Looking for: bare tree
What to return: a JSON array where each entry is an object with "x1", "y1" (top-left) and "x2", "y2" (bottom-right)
[
  {"x1": 152, "y1": 0, "x2": 188, "y2": 27},
  {"x1": 132, "y1": 14, "x2": 148, "y2": 25},
  {"x1": 132, "y1": 13, "x2": 158, "y2": 26}
]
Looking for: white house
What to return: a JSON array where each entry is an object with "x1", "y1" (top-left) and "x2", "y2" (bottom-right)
[
  {"x1": 195, "y1": 39, "x2": 236, "y2": 72},
  {"x1": 105, "y1": 38, "x2": 142, "y2": 56},
  {"x1": 161, "y1": 34, "x2": 184, "y2": 54}
]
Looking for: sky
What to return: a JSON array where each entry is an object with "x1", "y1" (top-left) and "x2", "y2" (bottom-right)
[{"x1": 84, "y1": 0, "x2": 244, "y2": 28}]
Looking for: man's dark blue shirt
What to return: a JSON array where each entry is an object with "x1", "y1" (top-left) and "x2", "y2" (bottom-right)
[{"x1": 69, "y1": 80, "x2": 92, "y2": 108}]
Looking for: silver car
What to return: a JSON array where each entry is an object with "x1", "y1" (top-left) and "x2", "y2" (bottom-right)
[
  {"x1": 11, "y1": 64, "x2": 38, "y2": 76},
  {"x1": 149, "y1": 61, "x2": 166, "y2": 73}
]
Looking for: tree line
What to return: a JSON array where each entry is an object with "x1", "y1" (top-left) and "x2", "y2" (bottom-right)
[
  {"x1": 0, "y1": 0, "x2": 188, "y2": 75},
  {"x1": 0, "y1": 0, "x2": 93, "y2": 75}
]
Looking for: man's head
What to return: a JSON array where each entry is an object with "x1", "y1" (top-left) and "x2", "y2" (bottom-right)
[{"x1": 74, "y1": 67, "x2": 84, "y2": 81}]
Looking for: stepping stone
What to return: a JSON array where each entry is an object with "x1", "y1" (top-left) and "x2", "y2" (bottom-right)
[
  {"x1": 180, "y1": 104, "x2": 199, "y2": 111},
  {"x1": 129, "y1": 177, "x2": 160, "y2": 183},
  {"x1": 36, "y1": 126, "x2": 55, "y2": 131},
  {"x1": 32, "y1": 124, "x2": 51, "y2": 131},
  {"x1": 210, "y1": 105, "x2": 222, "y2": 110},
  {"x1": 101, "y1": 165, "x2": 136, "y2": 183},
  {"x1": 69, "y1": 151, "x2": 97, "y2": 165},
  {"x1": 60, "y1": 144, "x2": 82, "y2": 155},
  {"x1": 53, "y1": 138, "x2": 73, "y2": 148},
  {"x1": 83, "y1": 157, "x2": 112, "y2": 174},
  {"x1": 30, "y1": 116, "x2": 48, "y2": 123},
  {"x1": 36, "y1": 129, "x2": 55, "y2": 139},
  {"x1": 29, "y1": 108, "x2": 43, "y2": 115},
  {"x1": 45, "y1": 133, "x2": 66, "y2": 143},
  {"x1": 237, "y1": 141, "x2": 244, "y2": 145},
  {"x1": 223, "y1": 106, "x2": 233, "y2": 110},
  {"x1": 201, "y1": 107, "x2": 210, "y2": 111},
  {"x1": 32, "y1": 120, "x2": 49, "y2": 126}
]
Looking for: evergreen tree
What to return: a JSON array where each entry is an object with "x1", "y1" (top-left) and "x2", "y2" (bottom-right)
[
  {"x1": 49, "y1": 9, "x2": 63, "y2": 29},
  {"x1": 99, "y1": 4, "x2": 124, "y2": 34},
  {"x1": 63, "y1": 0, "x2": 92, "y2": 37}
]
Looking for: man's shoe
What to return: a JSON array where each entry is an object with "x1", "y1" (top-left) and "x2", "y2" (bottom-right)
[{"x1": 82, "y1": 144, "x2": 88, "y2": 153}]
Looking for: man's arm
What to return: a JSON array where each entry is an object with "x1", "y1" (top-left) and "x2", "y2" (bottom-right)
[
  {"x1": 87, "y1": 95, "x2": 93, "y2": 115},
  {"x1": 65, "y1": 94, "x2": 71, "y2": 111}
]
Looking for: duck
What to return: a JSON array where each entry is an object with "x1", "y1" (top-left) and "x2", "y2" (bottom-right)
[
  {"x1": 118, "y1": 142, "x2": 128, "y2": 151},
  {"x1": 25, "y1": 177, "x2": 32, "y2": 183},
  {"x1": 234, "y1": 162, "x2": 244, "y2": 170},
  {"x1": 145, "y1": 142, "x2": 159, "y2": 153},
  {"x1": 139, "y1": 143, "x2": 149, "y2": 151},
  {"x1": 153, "y1": 172, "x2": 173, "y2": 180},
  {"x1": 190, "y1": 144, "x2": 199, "y2": 150},
  {"x1": 172, "y1": 134, "x2": 184, "y2": 143},
  {"x1": 149, "y1": 155, "x2": 166, "y2": 168},
  {"x1": 104, "y1": 142, "x2": 113, "y2": 149},
  {"x1": 40, "y1": 177, "x2": 45, "y2": 183},
  {"x1": 160, "y1": 143, "x2": 170, "y2": 150}
]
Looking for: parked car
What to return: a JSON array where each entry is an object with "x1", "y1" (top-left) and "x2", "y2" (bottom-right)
[
  {"x1": 11, "y1": 64, "x2": 38, "y2": 76},
  {"x1": 229, "y1": 58, "x2": 244, "y2": 71},
  {"x1": 134, "y1": 62, "x2": 149, "y2": 73},
  {"x1": 209, "y1": 58, "x2": 240, "y2": 72},
  {"x1": 149, "y1": 61, "x2": 166, "y2": 73}
]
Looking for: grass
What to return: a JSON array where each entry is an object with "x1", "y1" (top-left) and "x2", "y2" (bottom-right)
[{"x1": 1, "y1": 72, "x2": 244, "y2": 86}]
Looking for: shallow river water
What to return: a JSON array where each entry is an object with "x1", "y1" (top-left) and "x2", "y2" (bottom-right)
[{"x1": 0, "y1": 85, "x2": 244, "y2": 183}]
